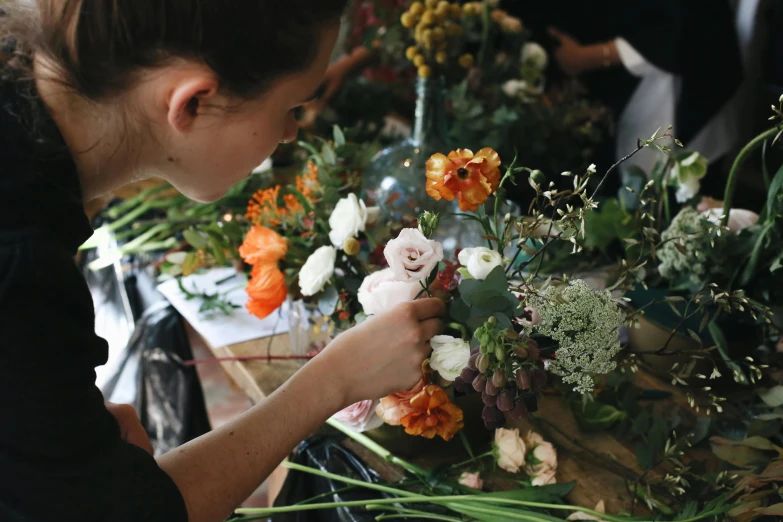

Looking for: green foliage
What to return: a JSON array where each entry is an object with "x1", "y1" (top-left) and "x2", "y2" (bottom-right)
[
  {"x1": 451, "y1": 266, "x2": 519, "y2": 330},
  {"x1": 176, "y1": 278, "x2": 240, "y2": 317}
]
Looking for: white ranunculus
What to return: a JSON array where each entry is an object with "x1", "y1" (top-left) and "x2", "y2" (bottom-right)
[
  {"x1": 298, "y1": 246, "x2": 336, "y2": 296},
  {"x1": 458, "y1": 247, "x2": 504, "y2": 280},
  {"x1": 329, "y1": 194, "x2": 368, "y2": 248},
  {"x1": 429, "y1": 335, "x2": 471, "y2": 382},
  {"x1": 502, "y1": 79, "x2": 528, "y2": 98},
  {"x1": 702, "y1": 208, "x2": 759, "y2": 233},
  {"x1": 357, "y1": 268, "x2": 420, "y2": 316},
  {"x1": 521, "y1": 42, "x2": 548, "y2": 70},
  {"x1": 384, "y1": 228, "x2": 444, "y2": 282},
  {"x1": 494, "y1": 428, "x2": 527, "y2": 474}
]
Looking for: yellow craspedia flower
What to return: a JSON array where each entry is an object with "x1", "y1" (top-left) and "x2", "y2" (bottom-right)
[
  {"x1": 462, "y1": 3, "x2": 476, "y2": 16},
  {"x1": 445, "y1": 23, "x2": 463, "y2": 37},
  {"x1": 413, "y1": 54, "x2": 427, "y2": 67},
  {"x1": 435, "y1": 2, "x2": 450, "y2": 19},
  {"x1": 425, "y1": 0, "x2": 438, "y2": 8},
  {"x1": 409, "y1": 1, "x2": 424, "y2": 16},
  {"x1": 435, "y1": 51, "x2": 448, "y2": 64},
  {"x1": 458, "y1": 53, "x2": 474, "y2": 68},
  {"x1": 406, "y1": 46, "x2": 419, "y2": 60},
  {"x1": 422, "y1": 28, "x2": 434, "y2": 48},
  {"x1": 449, "y1": 4, "x2": 463, "y2": 19},
  {"x1": 401, "y1": 12, "x2": 416, "y2": 28},
  {"x1": 418, "y1": 65, "x2": 433, "y2": 78},
  {"x1": 436, "y1": 40, "x2": 448, "y2": 51},
  {"x1": 431, "y1": 26, "x2": 445, "y2": 42},
  {"x1": 421, "y1": 10, "x2": 435, "y2": 25}
]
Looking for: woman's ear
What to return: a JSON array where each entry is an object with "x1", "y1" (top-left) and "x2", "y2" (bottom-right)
[{"x1": 167, "y1": 76, "x2": 219, "y2": 133}]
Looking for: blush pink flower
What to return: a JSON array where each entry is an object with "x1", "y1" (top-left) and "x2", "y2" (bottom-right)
[
  {"x1": 332, "y1": 400, "x2": 384, "y2": 433},
  {"x1": 458, "y1": 472, "x2": 484, "y2": 490}
]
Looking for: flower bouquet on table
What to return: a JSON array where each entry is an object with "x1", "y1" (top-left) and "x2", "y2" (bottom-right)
[{"x1": 608, "y1": 108, "x2": 783, "y2": 389}]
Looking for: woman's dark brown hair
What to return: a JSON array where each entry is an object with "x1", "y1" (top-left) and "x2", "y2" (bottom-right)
[{"x1": 7, "y1": 0, "x2": 349, "y2": 100}]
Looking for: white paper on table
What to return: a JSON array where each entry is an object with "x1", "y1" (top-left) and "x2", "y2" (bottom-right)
[{"x1": 157, "y1": 267, "x2": 289, "y2": 349}]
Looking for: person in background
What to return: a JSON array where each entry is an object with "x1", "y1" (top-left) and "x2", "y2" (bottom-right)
[
  {"x1": 0, "y1": 2, "x2": 445, "y2": 522},
  {"x1": 504, "y1": 0, "x2": 743, "y2": 181}
]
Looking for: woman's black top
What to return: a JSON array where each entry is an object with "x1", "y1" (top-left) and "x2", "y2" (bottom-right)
[{"x1": 0, "y1": 70, "x2": 188, "y2": 522}]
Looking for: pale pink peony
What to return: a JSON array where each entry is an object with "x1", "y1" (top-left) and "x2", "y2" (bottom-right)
[
  {"x1": 332, "y1": 400, "x2": 384, "y2": 433},
  {"x1": 494, "y1": 428, "x2": 527, "y2": 474}
]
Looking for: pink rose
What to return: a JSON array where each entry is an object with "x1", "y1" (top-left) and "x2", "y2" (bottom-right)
[
  {"x1": 531, "y1": 468, "x2": 557, "y2": 486},
  {"x1": 458, "y1": 472, "x2": 484, "y2": 490},
  {"x1": 332, "y1": 400, "x2": 384, "y2": 433},
  {"x1": 358, "y1": 268, "x2": 420, "y2": 316},
  {"x1": 493, "y1": 428, "x2": 527, "y2": 474},
  {"x1": 376, "y1": 379, "x2": 425, "y2": 425},
  {"x1": 523, "y1": 430, "x2": 545, "y2": 448},
  {"x1": 383, "y1": 228, "x2": 444, "y2": 282}
]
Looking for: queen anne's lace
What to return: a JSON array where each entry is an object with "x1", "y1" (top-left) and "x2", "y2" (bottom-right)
[
  {"x1": 657, "y1": 208, "x2": 711, "y2": 287},
  {"x1": 525, "y1": 280, "x2": 623, "y2": 394}
]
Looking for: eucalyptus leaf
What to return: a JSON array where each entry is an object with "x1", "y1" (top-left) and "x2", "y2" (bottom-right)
[
  {"x1": 318, "y1": 286, "x2": 339, "y2": 316},
  {"x1": 759, "y1": 386, "x2": 783, "y2": 407},
  {"x1": 572, "y1": 400, "x2": 628, "y2": 431},
  {"x1": 333, "y1": 125, "x2": 346, "y2": 146}
]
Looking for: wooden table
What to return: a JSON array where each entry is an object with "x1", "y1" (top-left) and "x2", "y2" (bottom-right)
[{"x1": 197, "y1": 327, "x2": 716, "y2": 515}]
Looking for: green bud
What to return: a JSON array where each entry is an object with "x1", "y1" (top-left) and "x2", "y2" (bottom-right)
[
  {"x1": 477, "y1": 354, "x2": 490, "y2": 373},
  {"x1": 494, "y1": 344, "x2": 506, "y2": 362},
  {"x1": 487, "y1": 316, "x2": 497, "y2": 326},
  {"x1": 417, "y1": 211, "x2": 440, "y2": 238},
  {"x1": 530, "y1": 170, "x2": 546, "y2": 185}
]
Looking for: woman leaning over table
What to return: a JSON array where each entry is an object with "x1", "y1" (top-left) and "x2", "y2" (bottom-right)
[{"x1": 0, "y1": 2, "x2": 445, "y2": 521}]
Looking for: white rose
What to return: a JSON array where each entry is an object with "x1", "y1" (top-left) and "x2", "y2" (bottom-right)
[
  {"x1": 532, "y1": 441, "x2": 558, "y2": 470},
  {"x1": 458, "y1": 247, "x2": 504, "y2": 280},
  {"x1": 358, "y1": 268, "x2": 420, "y2": 316},
  {"x1": 329, "y1": 194, "x2": 368, "y2": 248},
  {"x1": 298, "y1": 246, "x2": 336, "y2": 296},
  {"x1": 429, "y1": 335, "x2": 471, "y2": 382},
  {"x1": 522, "y1": 42, "x2": 548, "y2": 70},
  {"x1": 502, "y1": 79, "x2": 528, "y2": 98},
  {"x1": 366, "y1": 206, "x2": 382, "y2": 227},
  {"x1": 331, "y1": 400, "x2": 384, "y2": 433},
  {"x1": 384, "y1": 228, "x2": 444, "y2": 282},
  {"x1": 702, "y1": 208, "x2": 759, "y2": 234},
  {"x1": 531, "y1": 467, "x2": 557, "y2": 486},
  {"x1": 493, "y1": 428, "x2": 527, "y2": 474},
  {"x1": 675, "y1": 176, "x2": 701, "y2": 204}
]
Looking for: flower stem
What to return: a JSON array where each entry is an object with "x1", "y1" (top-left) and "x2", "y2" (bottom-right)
[
  {"x1": 451, "y1": 450, "x2": 494, "y2": 469},
  {"x1": 326, "y1": 418, "x2": 429, "y2": 477},
  {"x1": 722, "y1": 127, "x2": 779, "y2": 226},
  {"x1": 237, "y1": 463, "x2": 660, "y2": 522}
]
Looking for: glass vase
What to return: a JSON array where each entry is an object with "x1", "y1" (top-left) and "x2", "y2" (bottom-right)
[
  {"x1": 287, "y1": 298, "x2": 331, "y2": 363},
  {"x1": 361, "y1": 75, "x2": 466, "y2": 257}
]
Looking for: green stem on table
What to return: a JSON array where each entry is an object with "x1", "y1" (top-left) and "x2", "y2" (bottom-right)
[
  {"x1": 662, "y1": 187, "x2": 671, "y2": 224},
  {"x1": 451, "y1": 450, "x2": 494, "y2": 469},
  {"x1": 236, "y1": 463, "x2": 661, "y2": 522},
  {"x1": 722, "y1": 127, "x2": 779, "y2": 226},
  {"x1": 368, "y1": 505, "x2": 464, "y2": 522},
  {"x1": 326, "y1": 419, "x2": 429, "y2": 477}
]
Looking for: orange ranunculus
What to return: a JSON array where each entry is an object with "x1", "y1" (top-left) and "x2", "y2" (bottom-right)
[
  {"x1": 245, "y1": 263, "x2": 287, "y2": 320},
  {"x1": 400, "y1": 385, "x2": 464, "y2": 441},
  {"x1": 239, "y1": 226, "x2": 288, "y2": 265},
  {"x1": 376, "y1": 379, "x2": 426, "y2": 426},
  {"x1": 425, "y1": 148, "x2": 502, "y2": 212}
]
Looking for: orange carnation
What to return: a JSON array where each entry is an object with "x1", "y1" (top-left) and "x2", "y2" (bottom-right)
[
  {"x1": 400, "y1": 384, "x2": 464, "y2": 441},
  {"x1": 245, "y1": 263, "x2": 287, "y2": 320},
  {"x1": 239, "y1": 226, "x2": 288, "y2": 265},
  {"x1": 425, "y1": 148, "x2": 502, "y2": 212}
]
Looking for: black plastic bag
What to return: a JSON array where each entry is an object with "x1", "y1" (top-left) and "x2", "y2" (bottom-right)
[{"x1": 271, "y1": 437, "x2": 394, "y2": 522}]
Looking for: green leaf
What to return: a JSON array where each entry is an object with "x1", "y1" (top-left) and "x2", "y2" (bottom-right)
[
  {"x1": 318, "y1": 286, "x2": 339, "y2": 316},
  {"x1": 572, "y1": 400, "x2": 628, "y2": 431},
  {"x1": 771, "y1": 252, "x2": 783, "y2": 273},
  {"x1": 635, "y1": 442, "x2": 654, "y2": 470},
  {"x1": 321, "y1": 143, "x2": 337, "y2": 165},
  {"x1": 754, "y1": 503, "x2": 783, "y2": 516},
  {"x1": 477, "y1": 483, "x2": 574, "y2": 503},
  {"x1": 183, "y1": 229, "x2": 209, "y2": 250},
  {"x1": 710, "y1": 437, "x2": 769, "y2": 467},
  {"x1": 760, "y1": 386, "x2": 783, "y2": 407},
  {"x1": 764, "y1": 163, "x2": 783, "y2": 220},
  {"x1": 707, "y1": 321, "x2": 748, "y2": 384},
  {"x1": 631, "y1": 409, "x2": 651, "y2": 435},
  {"x1": 673, "y1": 501, "x2": 699, "y2": 520},
  {"x1": 333, "y1": 125, "x2": 346, "y2": 146},
  {"x1": 740, "y1": 223, "x2": 772, "y2": 286},
  {"x1": 445, "y1": 502, "x2": 564, "y2": 522}
]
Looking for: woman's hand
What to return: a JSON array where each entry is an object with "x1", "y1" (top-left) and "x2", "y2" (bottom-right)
[
  {"x1": 105, "y1": 402, "x2": 154, "y2": 455},
  {"x1": 313, "y1": 298, "x2": 446, "y2": 407},
  {"x1": 548, "y1": 27, "x2": 589, "y2": 77}
]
